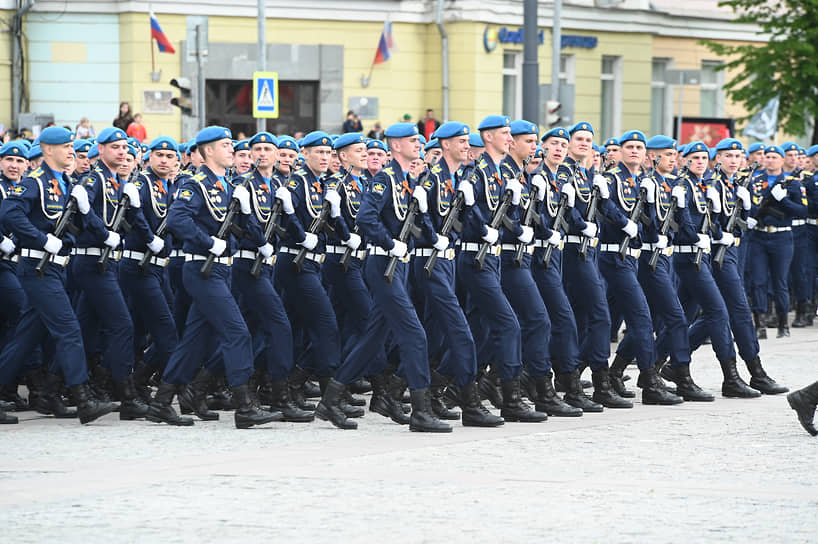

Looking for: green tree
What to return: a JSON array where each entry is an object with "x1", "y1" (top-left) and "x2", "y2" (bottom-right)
[{"x1": 703, "y1": 0, "x2": 818, "y2": 143}]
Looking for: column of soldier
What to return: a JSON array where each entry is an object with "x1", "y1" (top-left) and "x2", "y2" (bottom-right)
[{"x1": 2, "y1": 114, "x2": 818, "y2": 435}]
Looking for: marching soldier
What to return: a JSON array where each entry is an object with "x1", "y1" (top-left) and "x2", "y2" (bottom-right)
[{"x1": 232, "y1": 140, "x2": 253, "y2": 175}]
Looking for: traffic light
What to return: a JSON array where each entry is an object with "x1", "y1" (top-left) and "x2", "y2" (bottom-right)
[
  {"x1": 170, "y1": 77, "x2": 193, "y2": 115},
  {"x1": 545, "y1": 100, "x2": 561, "y2": 127}
]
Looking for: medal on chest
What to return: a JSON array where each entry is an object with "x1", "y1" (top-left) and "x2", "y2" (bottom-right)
[
  {"x1": 391, "y1": 174, "x2": 412, "y2": 221},
  {"x1": 344, "y1": 178, "x2": 362, "y2": 218},
  {"x1": 305, "y1": 177, "x2": 324, "y2": 219},
  {"x1": 437, "y1": 174, "x2": 455, "y2": 216},
  {"x1": 617, "y1": 174, "x2": 638, "y2": 212},
  {"x1": 656, "y1": 179, "x2": 673, "y2": 221},
  {"x1": 688, "y1": 179, "x2": 708, "y2": 213},
  {"x1": 485, "y1": 170, "x2": 503, "y2": 211},
  {"x1": 253, "y1": 179, "x2": 272, "y2": 222}
]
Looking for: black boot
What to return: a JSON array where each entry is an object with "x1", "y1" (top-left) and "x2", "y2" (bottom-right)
[
  {"x1": 341, "y1": 387, "x2": 366, "y2": 407},
  {"x1": 662, "y1": 364, "x2": 714, "y2": 401},
  {"x1": 146, "y1": 382, "x2": 194, "y2": 426},
  {"x1": 315, "y1": 378, "x2": 357, "y2": 429},
  {"x1": 530, "y1": 372, "x2": 582, "y2": 417},
  {"x1": 232, "y1": 383, "x2": 282, "y2": 429},
  {"x1": 591, "y1": 369, "x2": 633, "y2": 408},
  {"x1": 409, "y1": 388, "x2": 452, "y2": 432},
  {"x1": 745, "y1": 356, "x2": 788, "y2": 394},
  {"x1": 338, "y1": 385, "x2": 365, "y2": 418},
  {"x1": 206, "y1": 376, "x2": 234, "y2": 411},
  {"x1": 36, "y1": 372, "x2": 78, "y2": 418},
  {"x1": 477, "y1": 370, "x2": 503, "y2": 408},
  {"x1": 387, "y1": 374, "x2": 411, "y2": 413},
  {"x1": 459, "y1": 381, "x2": 504, "y2": 427},
  {"x1": 720, "y1": 357, "x2": 761, "y2": 398},
  {"x1": 0, "y1": 383, "x2": 28, "y2": 411},
  {"x1": 257, "y1": 370, "x2": 275, "y2": 406},
  {"x1": 609, "y1": 355, "x2": 635, "y2": 399},
  {"x1": 787, "y1": 381, "x2": 818, "y2": 436},
  {"x1": 560, "y1": 369, "x2": 603, "y2": 412},
  {"x1": 0, "y1": 404, "x2": 18, "y2": 424},
  {"x1": 269, "y1": 379, "x2": 314, "y2": 422},
  {"x1": 808, "y1": 301, "x2": 816, "y2": 326},
  {"x1": 753, "y1": 312, "x2": 767, "y2": 340},
  {"x1": 303, "y1": 379, "x2": 322, "y2": 399},
  {"x1": 792, "y1": 302, "x2": 808, "y2": 328},
  {"x1": 776, "y1": 314, "x2": 790, "y2": 338},
  {"x1": 637, "y1": 367, "x2": 683, "y2": 405},
  {"x1": 178, "y1": 368, "x2": 220, "y2": 421},
  {"x1": 431, "y1": 371, "x2": 460, "y2": 420},
  {"x1": 131, "y1": 362, "x2": 155, "y2": 404},
  {"x1": 89, "y1": 363, "x2": 114, "y2": 403},
  {"x1": 368, "y1": 373, "x2": 409, "y2": 425},
  {"x1": 69, "y1": 382, "x2": 118, "y2": 424},
  {"x1": 500, "y1": 376, "x2": 547, "y2": 422},
  {"x1": 114, "y1": 374, "x2": 150, "y2": 420},
  {"x1": 288, "y1": 366, "x2": 316, "y2": 411},
  {"x1": 349, "y1": 378, "x2": 372, "y2": 395}
]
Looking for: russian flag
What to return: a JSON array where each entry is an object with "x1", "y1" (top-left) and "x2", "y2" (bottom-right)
[
  {"x1": 150, "y1": 12, "x2": 175, "y2": 54},
  {"x1": 373, "y1": 21, "x2": 396, "y2": 65}
]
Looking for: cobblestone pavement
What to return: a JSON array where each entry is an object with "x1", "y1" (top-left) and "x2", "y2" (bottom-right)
[{"x1": 2, "y1": 325, "x2": 817, "y2": 543}]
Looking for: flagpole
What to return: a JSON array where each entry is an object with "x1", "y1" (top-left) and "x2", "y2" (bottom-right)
[{"x1": 151, "y1": 38, "x2": 156, "y2": 74}]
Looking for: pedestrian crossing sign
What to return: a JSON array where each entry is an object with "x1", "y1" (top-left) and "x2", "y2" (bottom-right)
[{"x1": 253, "y1": 72, "x2": 279, "y2": 119}]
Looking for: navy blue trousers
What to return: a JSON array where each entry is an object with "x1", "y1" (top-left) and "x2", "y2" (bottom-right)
[{"x1": 749, "y1": 230, "x2": 793, "y2": 316}]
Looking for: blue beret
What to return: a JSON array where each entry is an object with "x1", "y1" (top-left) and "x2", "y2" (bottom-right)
[
  {"x1": 510, "y1": 120, "x2": 538, "y2": 136},
  {"x1": 592, "y1": 144, "x2": 601, "y2": 154},
  {"x1": 196, "y1": 126, "x2": 232, "y2": 146},
  {"x1": 144, "y1": 151, "x2": 150, "y2": 161},
  {"x1": 806, "y1": 145, "x2": 818, "y2": 157},
  {"x1": 301, "y1": 131, "x2": 333, "y2": 148},
  {"x1": 333, "y1": 132, "x2": 366, "y2": 150},
  {"x1": 798, "y1": 146, "x2": 806, "y2": 155},
  {"x1": 233, "y1": 140, "x2": 250, "y2": 152},
  {"x1": 140, "y1": 144, "x2": 148, "y2": 154},
  {"x1": 468, "y1": 133, "x2": 485, "y2": 148},
  {"x1": 96, "y1": 127, "x2": 128, "y2": 144},
  {"x1": 646, "y1": 136, "x2": 676, "y2": 150},
  {"x1": 28, "y1": 144, "x2": 42, "y2": 160},
  {"x1": 249, "y1": 132, "x2": 278, "y2": 147},
  {"x1": 0, "y1": 141, "x2": 28, "y2": 158},
  {"x1": 277, "y1": 136, "x2": 300, "y2": 152},
  {"x1": 126, "y1": 144, "x2": 138, "y2": 157},
  {"x1": 126, "y1": 137, "x2": 139, "y2": 148},
  {"x1": 424, "y1": 138, "x2": 440, "y2": 151},
  {"x1": 619, "y1": 130, "x2": 647, "y2": 145},
  {"x1": 330, "y1": 134, "x2": 340, "y2": 142},
  {"x1": 747, "y1": 142, "x2": 765, "y2": 154},
  {"x1": 186, "y1": 139, "x2": 198, "y2": 152},
  {"x1": 715, "y1": 138, "x2": 744, "y2": 152},
  {"x1": 179, "y1": 142, "x2": 189, "y2": 155},
  {"x1": 73, "y1": 139, "x2": 92, "y2": 153},
  {"x1": 604, "y1": 137, "x2": 620, "y2": 147},
  {"x1": 780, "y1": 141, "x2": 798, "y2": 152},
  {"x1": 569, "y1": 122, "x2": 594, "y2": 136},
  {"x1": 534, "y1": 148, "x2": 544, "y2": 159},
  {"x1": 384, "y1": 123, "x2": 419, "y2": 138},
  {"x1": 418, "y1": 135, "x2": 427, "y2": 146},
  {"x1": 87, "y1": 144, "x2": 100, "y2": 160},
  {"x1": 433, "y1": 122, "x2": 469, "y2": 140},
  {"x1": 478, "y1": 115, "x2": 511, "y2": 131},
  {"x1": 149, "y1": 136, "x2": 179, "y2": 152},
  {"x1": 766, "y1": 145, "x2": 785, "y2": 158},
  {"x1": 366, "y1": 139, "x2": 388, "y2": 152},
  {"x1": 38, "y1": 126, "x2": 74, "y2": 145},
  {"x1": 541, "y1": 127, "x2": 570, "y2": 142},
  {"x1": 682, "y1": 141, "x2": 709, "y2": 157},
  {"x1": 708, "y1": 148, "x2": 717, "y2": 160}
]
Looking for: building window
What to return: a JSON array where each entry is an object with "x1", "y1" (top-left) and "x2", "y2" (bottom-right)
[
  {"x1": 600, "y1": 55, "x2": 622, "y2": 139},
  {"x1": 559, "y1": 54, "x2": 575, "y2": 86},
  {"x1": 700, "y1": 60, "x2": 725, "y2": 117},
  {"x1": 502, "y1": 50, "x2": 522, "y2": 119},
  {"x1": 651, "y1": 58, "x2": 671, "y2": 136}
]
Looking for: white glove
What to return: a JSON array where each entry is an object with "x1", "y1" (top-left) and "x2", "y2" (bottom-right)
[
  {"x1": 747, "y1": 217, "x2": 758, "y2": 230},
  {"x1": 300, "y1": 232, "x2": 318, "y2": 250},
  {"x1": 147, "y1": 236, "x2": 164, "y2": 254},
  {"x1": 506, "y1": 178, "x2": 523, "y2": 206},
  {"x1": 389, "y1": 239, "x2": 407, "y2": 258},
  {"x1": 344, "y1": 233, "x2": 362, "y2": 250},
  {"x1": 104, "y1": 231, "x2": 121, "y2": 249},
  {"x1": 561, "y1": 182, "x2": 576, "y2": 207},
  {"x1": 656, "y1": 234, "x2": 668, "y2": 249},
  {"x1": 531, "y1": 174, "x2": 546, "y2": 201},
  {"x1": 433, "y1": 234, "x2": 449, "y2": 251},
  {"x1": 716, "y1": 232, "x2": 735, "y2": 246},
  {"x1": 275, "y1": 186, "x2": 295, "y2": 215},
  {"x1": 325, "y1": 190, "x2": 341, "y2": 218},
  {"x1": 71, "y1": 184, "x2": 90, "y2": 215},
  {"x1": 517, "y1": 226, "x2": 534, "y2": 244},
  {"x1": 458, "y1": 181, "x2": 475, "y2": 207},
  {"x1": 695, "y1": 233, "x2": 711, "y2": 250},
  {"x1": 671, "y1": 185, "x2": 686, "y2": 208},
  {"x1": 581, "y1": 222, "x2": 598, "y2": 238},
  {"x1": 209, "y1": 236, "x2": 226, "y2": 256},
  {"x1": 43, "y1": 233, "x2": 62, "y2": 254},
  {"x1": 593, "y1": 175, "x2": 610, "y2": 199},
  {"x1": 411, "y1": 185, "x2": 428, "y2": 214},
  {"x1": 0, "y1": 236, "x2": 15, "y2": 255},
  {"x1": 547, "y1": 230, "x2": 562, "y2": 247},
  {"x1": 482, "y1": 226, "x2": 499, "y2": 244},
  {"x1": 233, "y1": 184, "x2": 251, "y2": 214},
  {"x1": 706, "y1": 186, "x2": 722, "y2": 213},
  {"x1": 771, "y1": 183, "x2": 787, "y2": 202},
  {"x1": 640, "y1": 178, "x2": 656, "y2": 203},
  {"x1": 736, "y1": 186, "x2": 751, "y2": 210},
  {"x1": 258, "y1": 242, "x2": 274, "y2": 258},
  {"x1": 123, "y1": 183, "x2": 141, "y2": 209},
  {"x1": 621, "y1": 220, "x2": 638, "y2": 238}
]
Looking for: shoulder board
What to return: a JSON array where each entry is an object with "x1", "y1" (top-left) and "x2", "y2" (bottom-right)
[
  {"x1": 431, "y1": 164, "x2": 442, "y2": 175},
  {"x1": 241, "y1": 171, "x2": 254, "y2": 179},
  {"x1": 29, "y1": 167, "x2": 44, "y2": 178},
  {"x1": 382, "y1": 166, "x2": 395, "y2": 176},
  {"x1": 330, "y1": 172, "x2": 344, "y2": 180},
  {"x1": 191, "y1": 172, "x2": 207, "y2": 182},
  {"x1": 477, "y1": 159, "x2": 488, "y2": 169},
  {"x1": 609, "y1": 167, "x2": 621, "y2": 175},
  {"x1": 294, "y1": 168, "x2": 307, "y2": 176},
  {"x1": 665, "y1": 173, "x2": 677, "y2": 180},
  {"x1": 371, "y1": 181, "x2": 386, "y2": 195}
]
